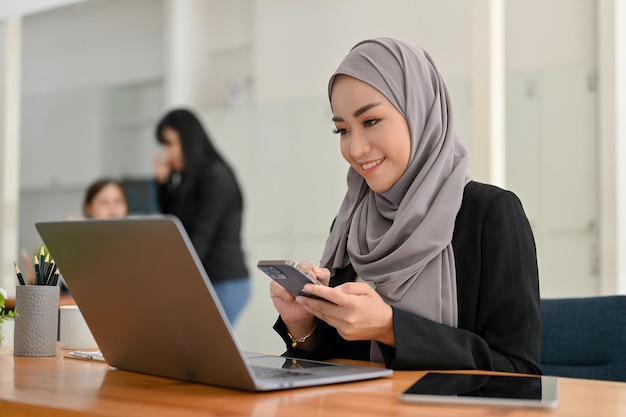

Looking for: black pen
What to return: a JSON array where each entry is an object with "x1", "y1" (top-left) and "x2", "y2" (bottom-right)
[
  {"x1": 14, "y1": 262, "x2": 25, "y2": 286},
  {"x1": 51, "y1": 271, "x2": 60, "y2": 286},
  {"x1": 33, "y1": 255, "x2": 41, "y2": 285},
  {"x1": 45, "y1": 261, "x2": 57, "y2": 286},
  {"x1": 39, "y1": 247, "x2": 46, "y2": 284},
  {"x1": 39, "y1": 245, "x2": 49, "y2": 285},
  {"x1": 44, "y1": 255, "x2": 53, "y2": 283}
]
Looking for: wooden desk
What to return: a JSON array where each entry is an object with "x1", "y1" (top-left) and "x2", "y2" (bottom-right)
[{"x1": 1, "y1": 346, "x2": 626, "y2": 417}]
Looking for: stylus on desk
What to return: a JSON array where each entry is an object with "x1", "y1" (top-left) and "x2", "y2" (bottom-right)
[{"x1": 67, "y1": 351, "x2": 105, "y2": 361}]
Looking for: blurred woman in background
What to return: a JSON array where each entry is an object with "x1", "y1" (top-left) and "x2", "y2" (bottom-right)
[{"x1": 154, "y1": 108, "x2": 250, "y2": 324}]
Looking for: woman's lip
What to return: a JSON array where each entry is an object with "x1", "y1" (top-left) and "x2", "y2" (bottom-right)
[{"x1": 359, "y1": 158, "x2": 385, "y2": 175}]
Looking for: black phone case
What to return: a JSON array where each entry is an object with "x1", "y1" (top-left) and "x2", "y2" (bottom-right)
[{"x1": 257, "y1": 261, "x2": 328, "y2": 301}]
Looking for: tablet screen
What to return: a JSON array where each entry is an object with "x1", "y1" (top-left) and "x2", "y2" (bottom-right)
[{"x1": 400, "y1": 372, "x2": 559, "y2": 408}]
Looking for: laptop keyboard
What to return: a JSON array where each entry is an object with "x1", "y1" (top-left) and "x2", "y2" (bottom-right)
[{"x1": 252, "y1": 365, "x2": 312, "y2": 379}]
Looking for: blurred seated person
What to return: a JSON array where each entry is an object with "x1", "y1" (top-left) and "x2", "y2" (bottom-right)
[{"x1": 83, "y1": 178, "x2": 129, "y2": 219}]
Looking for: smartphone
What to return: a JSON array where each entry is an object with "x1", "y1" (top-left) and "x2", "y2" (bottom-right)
[
  {"x1": 257, "y1": 260, "x2": 329, "y2": 302},
  {"x1": 400, "y1": 372, "x2": 559, "y2": 409}
]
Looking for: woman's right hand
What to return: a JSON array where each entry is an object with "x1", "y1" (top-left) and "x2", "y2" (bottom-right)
[
  {"x1": 270, "y1": 261, "x2": 330, "y2": 334},
  {"x1": 154, "y1": 153, "x2": 171, "y2": 184}
]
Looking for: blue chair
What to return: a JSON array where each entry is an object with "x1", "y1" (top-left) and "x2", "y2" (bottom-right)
[{"x1": 541, "y1": 296, "x2": 626, "y2": 382}]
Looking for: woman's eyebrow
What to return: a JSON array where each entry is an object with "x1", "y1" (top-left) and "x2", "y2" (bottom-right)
[{"x1": 331, "y1": 102, "x2": 382, "y2": 122}]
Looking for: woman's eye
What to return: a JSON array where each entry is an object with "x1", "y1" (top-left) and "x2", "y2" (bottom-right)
[
  {"x1": 364, "y1": 119, "x2": 379, "y2": 127},
  {"x1": 333, "y1": 128, "x2": 348, "y2": 136}
]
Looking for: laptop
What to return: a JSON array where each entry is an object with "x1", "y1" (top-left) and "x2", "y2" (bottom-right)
[{"x1": 35, "y1": 215, "x2": 392, "y2": 391}]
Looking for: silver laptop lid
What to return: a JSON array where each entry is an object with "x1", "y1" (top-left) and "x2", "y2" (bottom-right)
[{"x1": 37, "y1": 215, "x2": 258, "y2": 390}]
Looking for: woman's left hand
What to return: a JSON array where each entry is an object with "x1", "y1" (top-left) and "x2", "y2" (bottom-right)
[{"x1": 296, "y1": 282, "x2": 395, "y2": 347}]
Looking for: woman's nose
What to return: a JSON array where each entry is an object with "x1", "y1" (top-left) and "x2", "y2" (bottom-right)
[{"x1": 350, "y1": 130, "x2": 371, "y2": 158}]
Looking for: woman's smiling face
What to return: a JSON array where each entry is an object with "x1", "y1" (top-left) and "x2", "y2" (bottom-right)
[{"x1": 331, "y1": 75, "x2": 411, "y2": 193}]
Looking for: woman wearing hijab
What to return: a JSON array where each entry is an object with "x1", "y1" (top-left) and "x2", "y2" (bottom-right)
[
  {"x1": 270, "y1": 38, "x2": 541, "y2": 373},
  {"x1": 155, "y1": 109, "x2": 250, "y2": 324}
]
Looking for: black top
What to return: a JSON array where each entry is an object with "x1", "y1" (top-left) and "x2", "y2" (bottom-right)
[
  {"x1": 157, "y1": 162, "x2": 248, "y2": 283},
  {"x1": 274, "y1": 181, "x2": 542, "y2": 374}
]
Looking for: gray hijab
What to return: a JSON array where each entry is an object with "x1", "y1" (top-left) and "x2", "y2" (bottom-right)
[{"x1": 320, "y1": 38, "x2": 469, "y2": 327}]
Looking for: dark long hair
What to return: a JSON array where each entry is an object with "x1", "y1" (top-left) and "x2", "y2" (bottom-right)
[
  {"x1": 155, "y1": 109, "x2": 226, "y2": 178},
  {"x1": 154, "y1": 109, "x2": 243, "y2": 219}
]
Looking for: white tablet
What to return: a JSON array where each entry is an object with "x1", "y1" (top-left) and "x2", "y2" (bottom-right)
[{"x1": 400, "y1": 372, "x2": 559, "y2": 409}]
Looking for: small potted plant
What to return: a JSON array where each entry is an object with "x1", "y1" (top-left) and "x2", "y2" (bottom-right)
[{"x1": 0, "y1": 287, "x2": 16, "y2": 343}]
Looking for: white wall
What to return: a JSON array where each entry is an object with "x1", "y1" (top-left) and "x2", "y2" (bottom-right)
[
  {"x1": 253, "y1": 0, "x2": 472, "y2": 104},
  {"x1": 21, "y1": 0, "x2": 163, "y2": 95},
  {"x1": 505, "y1": 0, "x2": 600, "y2": 297},
  {"x1": 506, "y1": 0, "x2": 596, "y2": 70},
  {"x1": 18, "y1": 0, "x2": 164, "y2": 255},
  {"x1": 165, "y1": 0, "x2": 252, "y2": 109}
]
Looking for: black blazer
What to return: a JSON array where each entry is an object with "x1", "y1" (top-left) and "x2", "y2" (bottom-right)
[
  {"x1": 157, "y1": 162, "x2": 248, "y2": 283},
  {"x1": 274, "y1": 181, "x2": 542, "y2": 374}
]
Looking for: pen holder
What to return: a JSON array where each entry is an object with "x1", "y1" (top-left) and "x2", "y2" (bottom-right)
[{"x1": 13, "y1": 285, "x2": 59, "y2": 357}]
